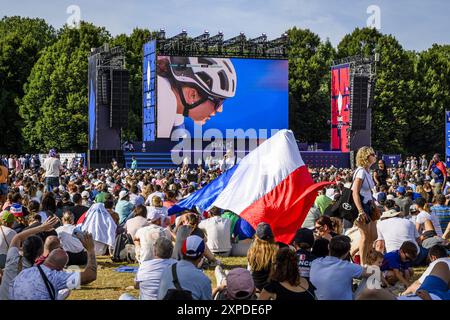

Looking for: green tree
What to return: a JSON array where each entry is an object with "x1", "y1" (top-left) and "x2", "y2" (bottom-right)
[
  {"x1": 0, "y1": 16, "x2": 56, "y2": 152},
  {"x1": 19, "y1": 22, "x2": 110, "y2": 152},
  {"x1": 287, "y1": 27, "x2": 336, "y2": 143},
  {"x1": 111, "y1": 28, "x2": 156, "y2": 142},
  {"x1": 408, "y1": 44, "x2": 450, "y2": 156}
]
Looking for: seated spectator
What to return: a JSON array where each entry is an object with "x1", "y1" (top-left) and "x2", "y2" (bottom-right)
[
  {"x1": 146, "y1": 196, "x2": 169, "y2": 227},
  {"x1": 213, "y1": 266, "x2": 256, "y2": 300},
  {"x1": 414, "y1": 197, "x2": 443, "y2": 237},
  {"x1": 80, "y1": 203, "x2": 117, "y2": 256},
  {"x1": 301, "y1": 205, "x2": 321, "y2": 230},
  {"x1": 124, "y1": 205, "x2": 149, "y2": 239},
  {"x1": 247, "y1": 222, "x2": 279, "y2": 292},
  {"x1": 81, "y1": 190, "x2": 92, "y2": 207},
  {"x1": 35, "y1": 235, "x2": 61, "y2": 265},
  {"x1": 0, "y1": 210, "x2": 17, "y2": 269},
  {"x1": 69, "y1": 193, "x2": 89, "y2": 223},
  {"x1": 314, "y1": 216, "x2": 338, "y2": 241},
  {"x1": 129, "y1": 185, "x2": 144, "y2": 208},
  {"x1": 402, "y1": 244, "x2": 449, "y2": 295},
  {"x1": 116, "y1": 191, "x2": 134, "y2": 225},
  {"x1": 381, "y1": 241, "x2": 418, "y2": 289},
  {"x1": 291, "y1": 228, "x2": 316, "y2": 281},
  {"x1": 0, "y1": 216, "x2": 59, "y2": 300},
  {"x1": 120, "y1": 237, "x2": 176, "y2": 300},
  {"x1": 56, "y1": 212, "x2": 87, "y2": 265},
  {"x1": 158, "y1": 235, "x2": 212, "y2": 300},
  {"x1": 314, "y1": 189, "x2": 332, "y2": 215},
  {"x1": 375, "y1": 200, "x2": 426, "y2": 265},
  {"x1": 198, "y1": 207, "x2": 232, "y2": 257},
  {"x1": 9, "y1": 233, "x2": 97, "y2": 300},
  {"x1": 430, "y1": 194, "x2": 450, "y2": 234},
  {"x1": 259, "y1": 247, "x2": 315, "y2": 300},
  {"x1": 104, "y1": 198, "x2": 120, "y2": 225},
  {"x1": 310, "y1": 235, "x2": 371, "y2": 300},
  {"x1": 134, "y1": 208, "x2": 172, "y2": 263},
  {"x1": 357, "y1": 261, "x2": 449, "y2": 300}
]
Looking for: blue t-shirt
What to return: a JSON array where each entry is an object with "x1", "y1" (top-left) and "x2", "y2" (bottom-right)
[{"x1": 381, "y1": 250, "x2": 411, "y2": 272}]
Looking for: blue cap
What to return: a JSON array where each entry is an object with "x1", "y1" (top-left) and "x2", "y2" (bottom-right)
[
  {"x1": 377, "y1": 192, "x2": 387, "y2": 203},
  {"x1": 396, "y1": 186, "x2": 406, "y2": 194}
]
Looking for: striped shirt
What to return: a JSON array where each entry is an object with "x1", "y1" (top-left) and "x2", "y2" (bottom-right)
[{"x1": 430, "y1": 205, "x2": 450, "y2": 233}]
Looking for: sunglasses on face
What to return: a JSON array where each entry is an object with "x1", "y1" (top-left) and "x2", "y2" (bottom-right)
[{"x1": 206, "y1": 96, "x2": 224, "y2": 111}]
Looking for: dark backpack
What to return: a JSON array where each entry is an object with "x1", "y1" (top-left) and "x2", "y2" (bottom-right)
[
  {"x1": 111, "y1": 232, "x2": 134, "y2": 262},
  {"x1": 162, "y1": 263, "x2": 193, "y2": 300}
]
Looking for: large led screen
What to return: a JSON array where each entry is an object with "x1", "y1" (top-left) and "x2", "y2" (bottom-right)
[{"x1": 156, "y1": 56, "x2": 288, "y2": 140}]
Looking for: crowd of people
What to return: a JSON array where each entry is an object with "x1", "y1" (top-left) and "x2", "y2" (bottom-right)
[{"x1": 0, "y1": 148, "x2": 449, "y2": 300}]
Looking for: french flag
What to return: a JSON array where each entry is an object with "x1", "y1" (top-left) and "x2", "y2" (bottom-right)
[{"x1": 169, "y1": 130, "x2": 333, "y2": 244}]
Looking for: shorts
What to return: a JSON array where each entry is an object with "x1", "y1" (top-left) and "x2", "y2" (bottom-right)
[
  {"x1": 0, "y1": 183, "x2": 7, "y2": 196},
  {"x1": 418, "y1": 275, "x2": 450, "y2": 300}
]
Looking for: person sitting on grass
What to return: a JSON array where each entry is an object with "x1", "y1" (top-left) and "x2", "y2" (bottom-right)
[
  {"x1": 402, "y1": 244, "x2": 449, "y2": 295},
  {"x1": 357, "y1": 261, "x2": 450, "y2": 300},
  {"x1": 9, "y1": 233, "x2": 97, "y2": 300},
  {"x1": 157, "y1": 235, "x2": 212, "y2": 300},
  {"x1": 213, "y1": 267, "x2": 256, "y2": 300},
  {"x1": 258, "y1": 247, "x2": 316, "y2": 300},
  {"x1": 119, "y1": 237, "x2": 176, "y2": 300},
  {"x1": 380, "y1": 240, "x2": 418, "y2": 290}
]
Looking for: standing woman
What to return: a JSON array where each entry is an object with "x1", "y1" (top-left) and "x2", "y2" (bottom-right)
[{"x1": 352, "y1": 146, "x2": 379, "y2": 265}]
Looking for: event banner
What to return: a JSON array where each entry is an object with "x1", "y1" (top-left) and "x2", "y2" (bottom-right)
[
  {"x1": 142, "y1": 40, "x2": 157, "y2": 142},
  {"x1": 331, "y1": 64, "x2": 350, "y2": 152},
  {"x1": 446, "y1": 111, "x2": 450, "y2": 167},
  {"x1": 155, "y1": 56, "x2": 288, "y2": 139}
]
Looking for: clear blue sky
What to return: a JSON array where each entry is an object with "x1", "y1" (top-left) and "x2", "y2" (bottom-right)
[{"x1": 1, "y1": 0, "x2": 448, "y2": 51}]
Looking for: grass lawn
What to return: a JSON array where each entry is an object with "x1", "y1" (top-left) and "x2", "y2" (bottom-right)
[
  {"x1": 68, "y1": 256, "x2": 248, "y2": 300},
  {"x1": 68, "y1": 256, "x2": 427, "y2": 300}
]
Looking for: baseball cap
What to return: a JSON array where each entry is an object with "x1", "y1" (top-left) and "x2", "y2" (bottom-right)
[
  {"x1": 81, "y1": 191, "x2": 90, "y2": 199},
  {"x1": 409, "y1": 204, "x2": 419, "y2": 214},
  {"x1": 255, "y1": 222, "x2": 274, "y2": 241},
  {"x1": 119, "y1": 190, "x2": 129, "y2": 200},
  {"x1": 181, "y1": 235, "x2": 205, "y2": 259},
  {"x1": 396, "y1": 186, "x2": 406, "y2": 194},
  {"x1": 376, "y1": 192, "x2": 386, "y2": 204},
  {"x1": 1, "y1": 210, "x2": 15, "y2": 224},
  {"x1": 226, "y1": 268, "x2": 255, "y2": 300},
  {"x1": 10, "y1": 204, "x2": 23, "y2": 217},
  {"x1": 293, "y1": 228, "x2": 314, "y2": 248}
]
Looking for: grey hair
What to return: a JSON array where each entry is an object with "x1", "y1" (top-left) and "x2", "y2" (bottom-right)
[{"x1": 153, "y1": 237, "x2": 173, "y2": 259}]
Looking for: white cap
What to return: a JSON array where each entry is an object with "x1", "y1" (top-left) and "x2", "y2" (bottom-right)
[
  {"x1": 119, "y1": 190, "x2": 129, "y2": 200},
  {"x1": 81, "y1": 191, "x2": 90, "y2": 199}
]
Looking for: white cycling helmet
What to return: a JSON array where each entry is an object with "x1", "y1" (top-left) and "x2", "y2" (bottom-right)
[{"x1": 168, "y1": 56, "x2": 237, "y2": 99}]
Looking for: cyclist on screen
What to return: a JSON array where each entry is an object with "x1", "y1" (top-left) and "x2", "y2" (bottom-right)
[{"x1": 156, "y1": 56, "x2": 237, "y2": 138}]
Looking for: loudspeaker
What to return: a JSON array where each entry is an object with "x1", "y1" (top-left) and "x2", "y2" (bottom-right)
[
  {"x1": 98, "y1": 70, "x2": 110, "y2": 106},
  {"x1": 110, "y1": 69, "x2": 130, "y2": 128},
  {"x1": 351, "y1": 76, "x2": 369, "y2": 131}
]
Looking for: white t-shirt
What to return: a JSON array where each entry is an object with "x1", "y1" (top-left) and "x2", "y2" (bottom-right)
[
  {"x1": 125, "y1": 216, "x2": 149, "y2": 239},
  {"x1": 0, "y1": 226, "x2": 16, "y2": 255},
  {"x1": 198, "y1": 216, "x2": 232, "y2": 253},
  {"x1": 351, "y1": 167, "x2": 375, "y2": 204},
  {"x1": 145, "y1": 192, "x2": 165, "y2": 205},
  {"x1": 310, "y1": 256, "x2": 363, "y2": 300},
  {"x1": 56, "y1": 224, "x2": 85, "y2": 253},
  {"x1": 135, "y1": 258, "x2": 177, "y2": 300},
  {"x1": 416, "y1": 210, "x2": 443, "y2": 237},
  {"x1": 157, "y1": 76, "x2": 184, "y2": 138},
  {"x1": 134, "y1": 224, "x2": 172, "y2": 263},
  {"x1": 43, "y1": 157, "x2": 61, "y2": 177},
  {"x1": 376, "y1": 217, "x2": 420, "y2": 253},
  {"x1": 418, "y1": 258, "x2": 450, "y2": 284}
]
